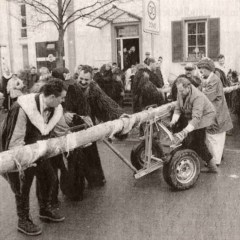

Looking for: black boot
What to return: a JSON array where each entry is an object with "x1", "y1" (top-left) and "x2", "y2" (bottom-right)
[
  {"x1": 16, "y1": 195, "x2": 42, "y2": 236},
  {"x1": 201, "y1": 159, "x2": 218, "y2": 173},
  {"x1": 18, "y1": 217, "x2": 42, "y2": 236},
  {"x1": 39, "y1": 202, "x2": 65, "y2": 222}
]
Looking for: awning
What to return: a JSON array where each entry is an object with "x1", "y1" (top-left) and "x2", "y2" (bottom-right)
[{"x1": 87, "y1": 5, "x2": 141, "y2": 29}]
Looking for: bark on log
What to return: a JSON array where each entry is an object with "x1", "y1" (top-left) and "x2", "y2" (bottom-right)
[{"x1": 0, "y1": 84, "x2": 239, "y2": 174}]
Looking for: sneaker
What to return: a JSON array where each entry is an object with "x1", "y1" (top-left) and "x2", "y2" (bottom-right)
[
  {"x1": 18, "y1": 218, "x2": 42, "y2": 236},
  {"x1": 39, "y1": 208, "x2": 65, "y2": 222}
]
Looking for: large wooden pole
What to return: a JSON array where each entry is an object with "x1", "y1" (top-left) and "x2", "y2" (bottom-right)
[
  {"x1": 0, "y1": 85, "x2": 239, "y2": 174},
  {"x1": 0, "y1": 102, "x2": 176, "y2": 174}
]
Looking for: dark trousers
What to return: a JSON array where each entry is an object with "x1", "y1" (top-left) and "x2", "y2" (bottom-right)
[
  {"x1": 60, "y1": 149, "x2": 85, "y2": 200},
  {"x1": 183, "y1": 128, "x2": 212, "y2": 163},
  {"x1": 173, "y1": 116, "x2": 212, "y2": 163},
  {"x1": 3, "y1": 158, "x2": 58, "y2": 220},
  {"x1": 82, "y1": 142, "x2": 105, "y2": 185}
]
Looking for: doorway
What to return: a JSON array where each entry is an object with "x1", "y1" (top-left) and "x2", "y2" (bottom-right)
[{"x1": 115, "y1": 24, "x2": 140, "y2": 70}]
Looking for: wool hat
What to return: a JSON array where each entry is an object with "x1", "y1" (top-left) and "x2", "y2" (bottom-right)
[
  {"x1": 185, "y1": 63, "x2": 194, "y2": 70},
  {"x1": 197, "y1": 58, "x2": 215, "y2": 72}
]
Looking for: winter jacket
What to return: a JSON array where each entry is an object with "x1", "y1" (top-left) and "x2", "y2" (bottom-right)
[
  {"x1": 174, "y1": 85, "x2": 216, "y2": 130},
  {"x1": 202, "y1": 72, "x2": 233, "y2": 134}
]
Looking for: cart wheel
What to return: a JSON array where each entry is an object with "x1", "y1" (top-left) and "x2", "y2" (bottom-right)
[
  {"x1": 130, "y1": 140, "x2": 163, "y2": 170},
  {"x1": 163, "y1": 149, "x2": 200, "y2": 190}
]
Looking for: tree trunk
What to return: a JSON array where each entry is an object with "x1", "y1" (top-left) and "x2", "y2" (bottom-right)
[{"x1": 57, "y1": 28, "x2": 64, "y2": 68}]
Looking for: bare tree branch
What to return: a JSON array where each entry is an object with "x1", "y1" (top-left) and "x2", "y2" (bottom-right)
[
  {"x1": 63, "y1": 1, "x2": 100, "y2": 25},
  {"x1": 62, "y1": 0, "x2": 72, "y2": 17},
  {"x1": 63, "y1": 0, "x2": 117, "y2": 29},
  {"x1": 21, "y1": 0, "x2": 60, "y2": 28},
  {"x1": 36, "y1": 19, "x2": 57, "y2": 28},
  {"x1": 27, "y1": 0, "x2": 58, "y2": 21}
]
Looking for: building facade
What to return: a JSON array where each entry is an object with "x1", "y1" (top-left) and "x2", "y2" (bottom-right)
[{"x1": 1, "y1": 0, "x2": 240, "y2": 79}]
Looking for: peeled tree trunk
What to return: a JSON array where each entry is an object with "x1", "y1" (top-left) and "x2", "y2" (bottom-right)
[
  {"x1": 0, "y1": 102, "x2": 176, "y2": 174},
  {"x1": 0, "y1": 85, "x2": 239, "y2": 174}
]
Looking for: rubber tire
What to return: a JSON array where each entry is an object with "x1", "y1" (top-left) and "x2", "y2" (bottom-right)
[
  {"x1": 163, "y1": 149, "x2": 200, "y2": 190},
  {"x1": 130, "y1": 140, "x2": 163, "y2": 170}
]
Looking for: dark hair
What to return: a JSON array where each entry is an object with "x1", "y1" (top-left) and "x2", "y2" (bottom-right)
[
  {"x1": 146, "y1": 57, "x2": 156, "y2": 66},
  {"x1": 30, "y1": 66, "x2": 36, "y2": 70},
  {"x1": 112, "y1": 62, "x2": 117, "y2": 66},
  {"x1": 176, "y1": 76, "x2": 191, "y2": 88},
  {"x1": 42, "y1": 78, "x2": 67, "y2": 97},
  {"x1": 217, "y1": 54, "x2": 225, "y2": 60},
  {"x1": 81, "y1": 65, "x2": 93, "y2": 76},
  {"x1": 232, "y1": 71, "x2": 238, "y2": 79},
  {"x1": 158, "y1": 56, "x2": 163, "y2": 60},
  {"x1": 52, "y1": 67, "x2": 69, "y2": 81}
]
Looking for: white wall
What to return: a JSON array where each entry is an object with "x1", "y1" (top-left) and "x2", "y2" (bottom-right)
[
  {"x1": 3, "y1": 0, "x2": 240, "y2": 77},
  {"x1": 158, "y1": 0, "x2": 240, "y2": 79},
  {"x1": 74, "y1": 18, "x2": 112, "y2": 68}
]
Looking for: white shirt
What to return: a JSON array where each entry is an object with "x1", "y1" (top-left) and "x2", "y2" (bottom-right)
[{"x1": 39, "y1": 94, "x2": 51, "y2": 123}]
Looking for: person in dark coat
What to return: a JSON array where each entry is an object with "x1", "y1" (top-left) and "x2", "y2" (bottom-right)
[
  {"x1": 27, "y1": 67, "x2": 39, "y2": 90},
  {"x1": 132, "y1": 64, "x2": 165, "y2": 137},
  {"x1": 111, "y1": 67, "x2": 125, "y2": 107},
  {"x1": 171, "y1": 63, "x2": 202, "y2": 101},
  {"x1": 93, "y1": 67, "x2": 104, "y2": 89},
  {"x1": 64, "y1": 65, "x2": 124, "y2": 188},
  {"x1": 129, "y1": 46, "x2": 138, "y2": 66},
  {"x1": 100, "y1": 63, "x2": 115, "y2": 99},
  {"x1": 52, "y1": 67, "x2": 75, "y2": 87},
  {"x1": 143, "y1": 52, "x2": 150, "y2": 65},
  {"x1": 123, "y1": 48, "x2": 131, "y2": 71},
  {"x1": 1, "y1": 79, "x2": 67, "y2": 236},
  {"x1": 145, "y1": 58, "x2": 164, "y2": 88},
  {"x1": 132, "y1": 65, "x2": 165, "y2": 113}
]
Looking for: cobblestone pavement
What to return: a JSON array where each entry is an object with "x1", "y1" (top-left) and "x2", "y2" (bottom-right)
[{"x1": 1, "y1": 110, "x2": 240, "y2": 240}]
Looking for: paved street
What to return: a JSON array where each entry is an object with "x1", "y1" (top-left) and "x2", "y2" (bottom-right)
[{"x1": 0, "y1": 110, "x2": 240, "y2": 240}]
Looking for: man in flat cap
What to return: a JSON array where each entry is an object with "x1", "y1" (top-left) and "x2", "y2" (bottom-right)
[{"x1": 197, "y1": 58, "x2": 233, "y2": 171}]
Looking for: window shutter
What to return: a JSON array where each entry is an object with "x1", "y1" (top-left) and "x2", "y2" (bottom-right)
[
  {"x1": 172, "y1": 21, "x2": 183, "y2": 62},
  {"x1": 208, "y1": 18, "x2": 220, "y2": 60}
]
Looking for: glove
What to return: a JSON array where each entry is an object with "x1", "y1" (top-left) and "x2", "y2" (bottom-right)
[{"x1": 172, "y1": 128, "x2": 189, "y2": 145}]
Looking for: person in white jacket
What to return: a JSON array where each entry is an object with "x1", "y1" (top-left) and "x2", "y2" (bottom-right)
[{"x1": 7, "y1": 74, "x2": 24, "y2": 105}]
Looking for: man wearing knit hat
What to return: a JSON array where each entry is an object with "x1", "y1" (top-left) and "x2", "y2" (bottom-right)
[{"x1": 197, "y1": 58, "x2": 233, "y2": 172}]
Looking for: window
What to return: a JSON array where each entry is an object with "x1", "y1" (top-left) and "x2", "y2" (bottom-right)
[
  {"x1": 20, "y1": 4, "x2": 27, "y2": 38},
  {"x1": 172, "y1": 18, "x2": 220, "y2": 62},
  {"x1": 186, "y1": 21, "x2": 206, "y2": 61},
  {"x1": 22, "y1": 45, "x2": 29, "y2": 68}
]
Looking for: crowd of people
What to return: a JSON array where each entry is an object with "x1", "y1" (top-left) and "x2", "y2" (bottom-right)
[{"x1": 0, "y1": 52, "x2": 239, "y2": 236}]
